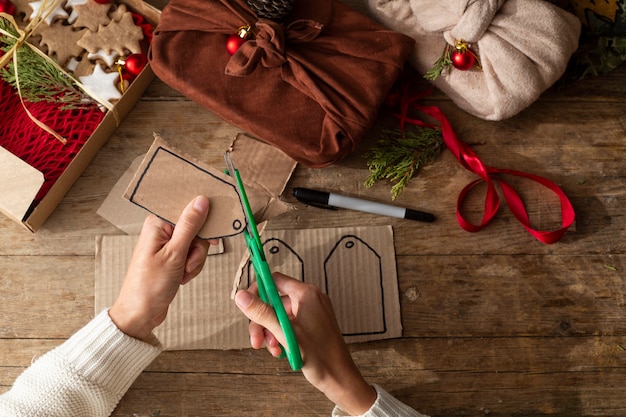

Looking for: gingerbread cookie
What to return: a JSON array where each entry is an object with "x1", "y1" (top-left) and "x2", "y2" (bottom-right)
[
  {"x1": 32, "y1": 21, "x2": 88, "y2": 66},
  {"x1": 9, "y1": 0, "x2": 34, "y2": 26},
  {"x1": 77, "y1": 11, "x2": 143, "y2": 56},
  {"x1": 69, "y1": 0, "x2": 111, "y2": 31},
  {"x1": 16, "y1": 0, "x2": 151, "y2": 104}
]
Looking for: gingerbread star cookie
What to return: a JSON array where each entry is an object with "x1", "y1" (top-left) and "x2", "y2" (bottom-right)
[
  {"x1": 70, "y1": 0, "x2": 111, "y2": 31},
  {"x1": 33, "y1": 22, "x2": 88, "y2": 66},
  {"x1": 66, "y1": 0, "x2": 88, "y2": 25},
  {"x1": 77, "y1": 11, "x2": 143, "y2": 56},
  {"x1": 109, "y1": 3, "x2": 128, "y2": 22}
]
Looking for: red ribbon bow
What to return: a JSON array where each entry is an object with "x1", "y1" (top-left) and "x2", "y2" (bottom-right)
[{"x1": 388, "y1": 84, "x2": 575, "y2": 244}]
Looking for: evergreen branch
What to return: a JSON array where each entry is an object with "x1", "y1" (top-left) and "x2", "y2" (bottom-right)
[
  {"x1": 0, "y1": 17, "x2": 92, "y2": 109},
  {"x1": 364, "y1": 127, "x2": 444, "y2": 200},
  {"x1": 424, "y1": 44, "x2": 452, "y2": 81}
]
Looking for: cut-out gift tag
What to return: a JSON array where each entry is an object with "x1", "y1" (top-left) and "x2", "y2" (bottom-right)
[{"x1": 123, "y1": 133, "x2": 297, "y2": 240}]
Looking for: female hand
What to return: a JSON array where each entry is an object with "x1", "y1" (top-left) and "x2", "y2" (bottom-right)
[
  {"x1": 109, "y1": 196, "x2": 217, "y2": 342},
  {"x1": 235, "y1": 272, "x2": 377, "y2": 415}
]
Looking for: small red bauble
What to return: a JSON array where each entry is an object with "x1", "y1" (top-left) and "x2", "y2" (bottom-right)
[
  {"x1": 226, "y1": 25, "x2": 252, "y2": 55},
  {"x1": 226, "y1": 34, "x2": 246, "y2": 55},
  {"x1": 451, "y1": 50, "x2": 475, "y2": 71},
  {"x1": 0, "y1": 0, "x2": 16, "y2": 16},
  {"x1": 123, "y1": 53, "x2": 147, "y2": 77},
  {"x1": 450, "y1": 39, "x2": 479, "y2": 71}
]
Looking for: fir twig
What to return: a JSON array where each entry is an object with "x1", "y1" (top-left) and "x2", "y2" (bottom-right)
[
  {"x1": 364, "y1": 128, "x2": 444, "y2": 200},
  {"x1": 424, "y1": 43, "x2": 452, "y2": 81},
  {"x1": 0, "y1": 17, "x2": 92, "y2": 109}
]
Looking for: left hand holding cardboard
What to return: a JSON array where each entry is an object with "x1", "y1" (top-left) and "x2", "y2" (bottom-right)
[{"x1": 109, "y1": 195, "x2": 215, "y2": 342}]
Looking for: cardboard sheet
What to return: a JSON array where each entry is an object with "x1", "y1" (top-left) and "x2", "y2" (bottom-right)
[
  {"x1": 123, "y1": 134, "x2": 246, "y2": 240},
  {"x1": 95, "y1": 225, "x2": 402, "y2": 350},
  {"x1": 97, "y1": 155, "x2": 148, "y2": 235},
  {"x1": 105, "y1": 133, "x2": 297, "y2": 240}
]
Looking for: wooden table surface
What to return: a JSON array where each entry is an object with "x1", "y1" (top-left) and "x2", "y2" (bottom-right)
[{"x1": 2, "y1": 1, "x2": 626, "y2": 416}]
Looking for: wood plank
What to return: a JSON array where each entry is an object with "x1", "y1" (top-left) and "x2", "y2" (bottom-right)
[
  {"x1": 0, "y1": 256, "x2": 94, "y2": 338},
  {"x1": 5, "y1": 336, "x2": 624, "y2": 416},
  {"x1": 397, "y1": 254, "x2": 626, "y2": 337},
  {"x1": 1, "y1": 254, "x2": 623, "y2": 341},
  {"x1": 114, "y1": 337, "x2": 626, "y2": 416}
]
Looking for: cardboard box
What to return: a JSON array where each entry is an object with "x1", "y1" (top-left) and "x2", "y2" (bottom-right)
[{"x1": 0, "y1": 0, "x2": 160, "y2": 232}]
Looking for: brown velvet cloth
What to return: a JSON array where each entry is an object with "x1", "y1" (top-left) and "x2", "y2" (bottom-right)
[{"x1": 149, "y1": 0, "x2": 414, "y2": 167}]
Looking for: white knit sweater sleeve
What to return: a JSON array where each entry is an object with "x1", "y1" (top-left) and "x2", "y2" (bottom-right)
[
  {"x1": 0, "y1": 310, "x2": 163, "y2": 417},
  {"x1": 332, "y1": 384, "x2": 428, "y2": 417}
]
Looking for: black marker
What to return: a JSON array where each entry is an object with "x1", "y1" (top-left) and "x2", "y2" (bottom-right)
[{"x1": 292, "y1": 187, "x2": 435, "y2": 223}]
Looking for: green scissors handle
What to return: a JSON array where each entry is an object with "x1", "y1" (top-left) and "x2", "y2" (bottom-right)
[{"x1": 246, "y1": 231, "x2": 303, "y2": 371}]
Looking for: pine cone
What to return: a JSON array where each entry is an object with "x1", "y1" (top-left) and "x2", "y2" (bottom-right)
[{"x1": 246, "y1": 0, "x2": 294, "y2": 20}]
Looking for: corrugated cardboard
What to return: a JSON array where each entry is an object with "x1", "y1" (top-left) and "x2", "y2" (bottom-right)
[
  {"x1": 123, "y1": 134, "x2": 247, "y2": 240},
  {"x1": 95, "y1": 133, "x2": 401, "y2": 349},
  {"x1": 118, "y1": 133, "x2": 297, "y2": 240},
  {"x1": 96, "y1": 154, "x2": 147, "y2": 235},
  {"x1": 233, "y1": 226, "x2": 402, "y2": 343},
  {"x1": 94, "y1": 225, "x2": 402, "y2": 350},
  {"x1": 0, "y1": 0, "x2": 160, "y2": 232}
]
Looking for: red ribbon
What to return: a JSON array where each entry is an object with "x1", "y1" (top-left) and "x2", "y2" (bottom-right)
[{"x1": 387, "y1": 85, "x2": 575, "y2": 244}]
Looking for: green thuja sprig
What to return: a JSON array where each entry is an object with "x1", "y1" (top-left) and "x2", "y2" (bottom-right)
[
  {"x1": 0, "y1": 17, "x2": 91, "y2": 109},
  {"x1": 364, "y1": 127, "x2": 444, "y2": 200},
  {"x1": 424, "y1": 43, "x2": 452, "y2": 81}
]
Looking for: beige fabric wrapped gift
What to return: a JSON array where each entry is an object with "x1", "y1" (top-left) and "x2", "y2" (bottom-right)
[{"x1": 364, "y1": 0, "x2": 581, "y2": 120}]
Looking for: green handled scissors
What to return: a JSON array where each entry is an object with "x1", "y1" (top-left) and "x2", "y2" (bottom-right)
[{"x1": 224, "y1": 152, "x2": 303, "y2": 371}]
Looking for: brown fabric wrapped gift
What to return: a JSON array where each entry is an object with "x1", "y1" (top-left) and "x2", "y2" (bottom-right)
[{"x1": 148, "y1": 0, "x2": 414, "y2": 167}]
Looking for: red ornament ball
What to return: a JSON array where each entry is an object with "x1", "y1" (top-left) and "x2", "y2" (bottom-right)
[
  {"x1": 123, "y1": 53, "x2": 147, "y2": 77},
  {"x1": 451, "y1": 50, "x2": 475, "y2": 71},
  {"x1": 0, "y1": 0, "x2": 16, "y2": 16},
  {"x1": 226, "y1": 34, "x2": 246, "y2": 55},
  {"x1": 92, "y1": 0, "x2": 111, "y2": 4}
]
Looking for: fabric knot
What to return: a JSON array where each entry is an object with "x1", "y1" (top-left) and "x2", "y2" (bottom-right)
[
  {"x1": 447, "y1": 0, "x2": 505, "y2": 44},
  {"x1": 225, "y1": 18, "x2": 323, "y2": 77},
  {"x1": 256, "y1": 21, "x2": 288, "y2": 67}
]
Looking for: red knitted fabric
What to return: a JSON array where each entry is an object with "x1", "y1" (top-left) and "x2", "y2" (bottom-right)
[{"x1": 0, "y1": 79, "x2": 105, "y2": 204}]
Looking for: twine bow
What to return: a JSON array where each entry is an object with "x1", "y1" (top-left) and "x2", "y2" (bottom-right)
[{"x1": 0, "y1": 0, "x2": 117, "y2": 144}]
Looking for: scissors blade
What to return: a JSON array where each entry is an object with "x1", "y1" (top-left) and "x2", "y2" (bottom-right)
[{"x1": 223, "y1": 151, "x2": 256, "y2": 238}]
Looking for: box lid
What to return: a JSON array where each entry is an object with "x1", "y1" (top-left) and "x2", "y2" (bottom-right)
[{"x1": 0, "y1": 147, "x2": 44, "y2": 223}]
